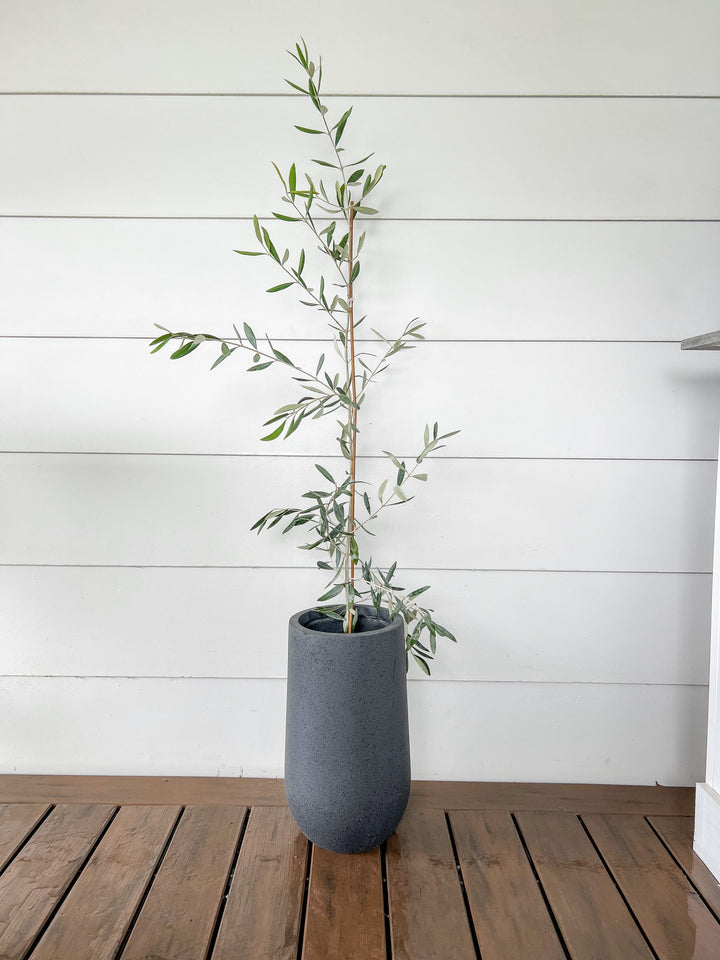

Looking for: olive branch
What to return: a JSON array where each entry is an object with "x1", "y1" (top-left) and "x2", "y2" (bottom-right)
[{"x1": 150, "y1": 39, "x2": 458, "y2": 673}]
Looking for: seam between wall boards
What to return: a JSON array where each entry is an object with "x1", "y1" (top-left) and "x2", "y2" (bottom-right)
[
  {"x1": 3, "y1": 215, "x2": 720, "y2": 222},
  {"x1": 0, "y1": 565, "x2": 712, "y2": 574},
  {"x1": 0, "y1": 675, "x2": 710, "y2": 687},
  {"x1": 2, "y1": 92, "x2": 720, "y2": 99},
  {"x1": 0, "y1": 453, "x2": 716, "y2": 462}
]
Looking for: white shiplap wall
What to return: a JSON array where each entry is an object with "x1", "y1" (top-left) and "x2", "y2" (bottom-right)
[{"x1": 2, "y1": 0, "x2": 720, "y2": 784}]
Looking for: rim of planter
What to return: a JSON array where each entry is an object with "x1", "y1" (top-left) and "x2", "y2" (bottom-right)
[{"x1": 290, "y1": 604, "x2": 402, "y2": 637}]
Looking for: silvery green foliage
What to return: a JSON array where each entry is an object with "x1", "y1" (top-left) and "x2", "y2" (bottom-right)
[{"x1": 151, "y1": 40, "x2": 457, "y2": 673}]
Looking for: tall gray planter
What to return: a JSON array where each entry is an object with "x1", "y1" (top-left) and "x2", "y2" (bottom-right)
[{"x1": 285, "y1": 605, "x2": 411, "y2": 853}]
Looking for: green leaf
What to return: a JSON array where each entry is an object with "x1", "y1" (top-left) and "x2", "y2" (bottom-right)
[
  {"x1": 298, "y1": 249, "x2": 306, "y2": 276},
  {"x1": 317, "y1": 582, "x2": 344, "y2": 602},
  {"x1": 233, "y1": 249, "x2": 264, "y2": 256},
  {"x1": 170, "y1": 341, "x2": 200, "y2": 359},
  {"x1": 286, "y1": 80, "x2": 309, "y2": 95},
  {"x1": 363, "y1": 491, "x2": 371, "y2": 514},
  {"x1": 261, "y1": 228, "x2": 279, "y2": 261},
  {"x1": 315, "y1": 464, "x2": 335, "y2": 484},
  {"x1": 347, "y1": 152, "x2": 374, "y2": 166},
  {"x1": 333, "y1": 107, "x2": 352, "y2": 145},
  {"x1": 271, "y1": 161, "x2": 286, "y2": 187},
  {"x1": 253, "y1": 214, "x2": 263, "y2": 243},
  {"x1": 260, "y1": 423, "x2": 284, "y2": 441},
  {"x1": 267, "y1": 282, "x2": 293, "y2": 293},
  {"x1": 248, "y1": 361, "x2": 273, "y2": 371},
  {"x1": 294, "y1": 125, "x2": 324, "y2": 135},
  {"x1": 272, "y1": 212, "x2": 300, "y2": 222},
  {"x1": 350, "y1": 261, "x2": 360, "y2": 283},
  {"x1": 318, "y1": 606, "x2": 344, "y2": 620},
  {"x1": 289, "y1": 163, "x2": 297, "y2": 195},
  {"x1": 243, "y1": 323, "x2": 257, "y2": 348},
  {"x1": 272, "y1": 348, "x2": 292, "y2": 364},
  {"x1": 210, "y1": 352, "x2": 229, "y2": 370},
  {"x1": 412, "y1": 653, "x2": 431, "y2": 676},
  {"x1": 149, "y1": 334, "x2": 171, "y2": 353},
  {"x1": 355, "y1": 206, "x2": 378, "y2": 215},
  {"x1": 407, "y1": 585, "x2": 431, "y2": 600},
  {"x1": 414, "y1": 473, "x2": 428, "y2": 482},
  {"x1": 284, "y1": 417, "x2": 302, "y2": 438},
  {"x1": 348, "y1": 168, "x2": 363, "y2": 184}
]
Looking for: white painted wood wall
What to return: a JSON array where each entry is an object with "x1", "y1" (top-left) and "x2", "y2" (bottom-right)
[
  {"x1": 695, "y1": 428, "x2": 720, "y2": 880},
  {"x1": 2, "y1": 0, "x2": 720, "y2": 783}
]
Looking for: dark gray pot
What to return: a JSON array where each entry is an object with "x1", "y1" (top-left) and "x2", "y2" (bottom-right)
[{"x1": 285, "y1": 605, "x2": 411, "y2": 853}]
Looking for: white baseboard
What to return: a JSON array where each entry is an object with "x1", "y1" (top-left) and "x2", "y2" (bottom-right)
[{"x1": 695, "y1": 783, "x2": 720, "y2": 884}]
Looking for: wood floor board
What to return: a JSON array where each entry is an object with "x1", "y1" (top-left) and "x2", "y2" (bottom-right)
[
  {"x1": 28, "y1": 804, "x2": 180, "y2": 960},
  {"x1": 515, "y1": 811, "x2": 654, "y2": 960},
  {"x1": 386, "y1": 807, "x2": 477, "y2": 960},
  {"x1": 211, "y1": 805, "x2": 308, "y2": 960},
  {"x1": 118, "y1": 804, "x2": 246, "y2": 960},
  {"x1": 0, "y1": 803, "x2": 51, "y2": 872},
  {"x1": 302, "y1": 845, "x2": 386, "y2": 960},
  {"x1": 0, "y1": 804, "x2": 116, "y2": 960},
  {"x1": 583, "y1": 813, "x2": 720, "y2": 960},
  {"x1": 0, "y1": 775, "x2": 695, "y2": 814},
  {"x1": 647, "y1": 815, "x2": 720, "y2": 921},
  {"x1": 449, "y1": 809, "x2": 566, "y2": 960},
  {"x1": 410, "y1": 780, "x2": 694, "y2": 815},
  {"x1": 0, "y1": 775, "x2": 288, "y2": 807}
]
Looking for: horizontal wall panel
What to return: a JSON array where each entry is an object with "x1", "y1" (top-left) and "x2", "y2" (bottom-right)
[
  {"x1": 409, "y1": 680, "x2": 707, "y2": 786},
  {"x1": 2, "y1": 0, "x2": 719, "y2": 95},
  {"x1": 0, "y1": 567, "x2": 711, "y2": 685},
  {"x1": 3, "y1": 219, "x2": 720, "y2": 341},
  {"x1": 0, "y1": 676, "x2": 707, "y2": 785},
  {"x1": 4, "y1": 339, "x2": 720, "y2": 459},
  {"x1": 3, "y1": 97, "x2": 719, "y2": 219},
  {"x1": 0, "y1": 455, "x2": 714, "y2": 571},
  {"x1": 0, "y1": 675, "x2": 285, "y2": 779}
]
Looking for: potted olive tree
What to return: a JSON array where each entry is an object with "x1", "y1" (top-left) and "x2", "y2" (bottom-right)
[{"x1": 151, "y1": 40, "x2": 458, "y2": 853}]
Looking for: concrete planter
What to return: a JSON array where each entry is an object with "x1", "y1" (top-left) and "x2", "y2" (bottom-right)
[{"x1": 285, "y1": 605, "x2": 411, "y2": 853}]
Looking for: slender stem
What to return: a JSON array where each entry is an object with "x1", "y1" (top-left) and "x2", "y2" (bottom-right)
[
  {"x1": 318, "y1": 115, "x2": 350, "y2": 222},
  {"x1": 284, "y1": 193, "x2": 348, "y2": 285},
  {"x1": 348, "y1": 201, "x2": 358, "y2": 589},
  {"x1": 340, "y1": 202, "x2": 358, "y2": 631}
]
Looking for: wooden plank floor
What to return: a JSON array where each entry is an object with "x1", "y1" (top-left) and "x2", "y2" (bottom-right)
[{"x1": 0, "y1": 777, "x2": 716, "y2": 960}]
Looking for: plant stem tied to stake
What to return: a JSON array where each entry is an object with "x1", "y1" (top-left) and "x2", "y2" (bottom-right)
[
  {"x1": 347, "y1": 201, "x2": 357, "y2": 600},
  {"x1": 150, "y1": 39, "x2": 458, "y2": 673}
]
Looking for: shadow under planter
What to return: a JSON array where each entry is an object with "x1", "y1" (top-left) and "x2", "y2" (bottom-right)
[{"x1": 285, "y1": 605, "x2": 411, "y2": 853}]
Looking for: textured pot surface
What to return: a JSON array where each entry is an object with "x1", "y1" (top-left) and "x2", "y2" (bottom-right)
[{"x1": 285, "y1": 605, "x2": 410, "y2": 853}]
